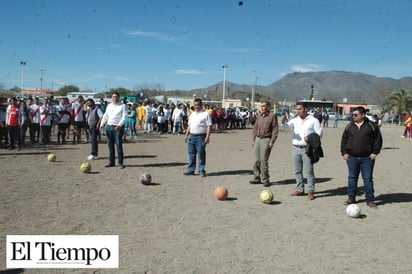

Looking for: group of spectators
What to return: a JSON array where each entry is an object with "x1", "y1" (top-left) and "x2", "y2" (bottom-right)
[
  {"x1": 133, "y1": 102, "x2": 257, "y2": 137},
  {"x1": 0, "y1": 95, "x2": 109, "y2": 150},
  {"x1": 0, "y1": 94, "x2": 260, "y2": 150}
]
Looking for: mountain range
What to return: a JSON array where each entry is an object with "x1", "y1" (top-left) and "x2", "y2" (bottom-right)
[{"x1": 192, "y1": 71, "x2": 412, "y2": 105}]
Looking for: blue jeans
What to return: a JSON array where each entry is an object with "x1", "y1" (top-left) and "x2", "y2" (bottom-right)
[
  {"x1": 173, "y1": 121, "x2": 182, "y2": 134},
  {"x1": 106, "y1": 125, "x2": 124, "y2": 166},
  {"x1": 89, "y1": 127, "x2": 99, "y2": 156},
  {"x1": 19, "y1": 124, "x2": 28, "y2": 147},
  {"x1": 187, "y1": 134, "x2": 206, "y2": 174},
  {"x1": 346, "y1": 156, "x2": 375, "y2": 202},
  {"x1": 124, "y1": 121, "x2": 137, "y2": 138},
  {"x1": 292, "y1": 146, "x2": 315, "y2": 192}
]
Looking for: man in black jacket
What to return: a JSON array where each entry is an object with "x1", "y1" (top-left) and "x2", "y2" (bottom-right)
[
  {"x1": 86, "y1": 99, "x2": 103, "y2": 161},
  {"x1": 340, "y1": 106, "x2": 383, "y2": 208}
]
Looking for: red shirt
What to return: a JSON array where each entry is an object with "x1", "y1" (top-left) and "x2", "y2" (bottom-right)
[{"x1": 6, "y1": 104, "x2": 20, "y2": 126}]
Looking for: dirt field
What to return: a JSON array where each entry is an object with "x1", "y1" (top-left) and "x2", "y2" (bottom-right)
[{"x1": 1, "y1": 121, "x2": 411, "y2": 273}]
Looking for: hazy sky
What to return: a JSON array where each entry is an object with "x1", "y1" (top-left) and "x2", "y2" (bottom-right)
[{"x1": 1, "y1": 0, "x2": 411, "y2": 92}]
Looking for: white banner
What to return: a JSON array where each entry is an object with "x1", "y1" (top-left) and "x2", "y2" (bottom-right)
[{"x1": 6, "y1": 235, "x2": 119, "y2": 269}]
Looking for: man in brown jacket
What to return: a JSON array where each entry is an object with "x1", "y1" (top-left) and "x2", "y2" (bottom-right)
[{"x1": 250, "y1": 101, "x2": 279, "y2": 187}]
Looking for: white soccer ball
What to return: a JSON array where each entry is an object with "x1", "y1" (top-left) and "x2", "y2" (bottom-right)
[
  {"x1": 346, "y1": 204, "x2": 361, "y2": 218},
  {"x1": 260, "y1": 190, "x2": 273, "y2": 204}
]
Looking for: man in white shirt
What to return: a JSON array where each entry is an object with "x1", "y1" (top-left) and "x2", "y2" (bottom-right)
[
  {"x1": 100, "y1": 92, "x2": 127, "y2": 169},
  {"x1": 172, "y1": 104, "x2": 184, "y2": 135},
  {"x1": 144, "y1": 102, "x2": 154, "y2": 134},
  {"x1": 282, "y1": 102, "x2": 322, "y2": 200},
  {"x1": 39, "y1": 98, "x2": 52, "y2": 144},
  {"x1": 29, "y1": 97, "x2": 41, "y2": 144},
  {"x1": 183, "y1": 98, "x2": 212, "y2": 177},
  {"x1": 56, "y1": 98, "x2": 71, "y2": 144},
  {"x1": 71, "y1": 96, "x2": 85, "y2": 144}
]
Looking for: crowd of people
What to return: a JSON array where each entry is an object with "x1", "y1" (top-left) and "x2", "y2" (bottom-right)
[{"x1": 0, "y1": 95, "x2": 260, "y2": 151}]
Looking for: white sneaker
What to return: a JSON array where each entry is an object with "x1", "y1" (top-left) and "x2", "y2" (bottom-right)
[{"x1": 87, "y1": 155, "x2": 98, "y2": 160}]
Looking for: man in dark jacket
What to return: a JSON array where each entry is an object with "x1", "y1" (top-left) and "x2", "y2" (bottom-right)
[
  {"x1": 340, "y1": 106, "x2": 382, "y2": 208},
  {"x1": 86, "y1": 99, "x2": 103, "y2": 160}
]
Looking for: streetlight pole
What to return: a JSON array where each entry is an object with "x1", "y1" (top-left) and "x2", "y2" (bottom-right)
[
  {"x1": 40, "y1": 69, "x2": 44, "y2": 94},
  {"x1": 222, "y1": 64, "x2": 228, "y2": 109},
  {"x1": 251, "y1": 70, "x2": 256, "y2": 109},
  {"x1": 20, "y1": 61, "x2": 26, "y2": 98}
]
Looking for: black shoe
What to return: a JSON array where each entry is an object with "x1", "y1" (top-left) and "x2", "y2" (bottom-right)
[
  {"x1": 249, "y1": 179, "x2": 261, "y2": 184},
  {"x1": 183, "y1": 172, "x2": 195, "y2": 176},
  {"x1": 367, "y1": 202, "x2": 377, "y2": 209},
  {"x1": 344, "y1": 198, "x2": 356, "y2": 205},
  {"x1": 105, "y1": 164, "x2": 115, "y2": 168},
  {"x1": 262, "y1": 181, "x2": 271, "y2": 187}
]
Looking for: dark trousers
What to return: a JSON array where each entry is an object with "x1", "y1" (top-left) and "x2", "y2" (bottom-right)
[
  {"x1": 30, "y1": 123, "x2": 40, "y2": 143},
  {"x1": 19, "y1": 124, "x2": 29, "y2": 147},
  {"x1": 89, "y1": 127, "x2": 99, "y2": 156},
  {"x1": 7, "y1": 125, "x2": 19, "y2": 147},
  {"x1": 106, "y1": 125, "x2": 124, "y2": 166},
  {"x1": 57, "y1": 123, "x2": 69, "y2": 144},
  {"x1": 347, "y1": 156, "x2": 375, "y2": 202},
  {"x1": 41, "y1": 125, "x2": 51, "y2": 144}
]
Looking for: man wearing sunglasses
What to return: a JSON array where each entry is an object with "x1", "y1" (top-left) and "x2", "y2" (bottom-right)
[{"x1": 340, "y1": 106, "x2": 383, "y2": 208}]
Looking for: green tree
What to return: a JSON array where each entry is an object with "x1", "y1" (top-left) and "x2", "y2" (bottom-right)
[
  {"x1": 57, "y1": 85, "x2": 80, "y2": 96},
  {"x1": 108, "y1": 87, "x2": 132, "y2": 96},
  {"x1": 9, "y1": 86, "x2": 21, "y2": 94},
  {"x1": 384, "y1": 89, "x2": 412, "y2": 124}
]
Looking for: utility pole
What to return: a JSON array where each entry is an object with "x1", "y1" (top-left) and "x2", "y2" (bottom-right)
[
  {"x1": 222, "y1": 64, "x2": 228, "y2": 108},
  {"x1": 251, "y1": 70, "x2": 256, "y2": 109},
  {"x1": 20, "y1": 61, "x2": 26, "y2": 98},
  {"x1": 40, "y1": 69, "x2": 44, "y2": 93}
]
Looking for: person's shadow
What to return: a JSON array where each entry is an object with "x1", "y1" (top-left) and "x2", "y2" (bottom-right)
[
  {"x1": 374, "y1": 193, "x2": 412, "y2": 205},
  {"x1": 0, "y1": 269, "x2": 24, "y2": 274}
]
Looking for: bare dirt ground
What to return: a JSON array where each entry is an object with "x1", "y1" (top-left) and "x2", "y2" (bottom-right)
[{"x1": 1, "y1": 121, "x2": 411, "y2": 273}]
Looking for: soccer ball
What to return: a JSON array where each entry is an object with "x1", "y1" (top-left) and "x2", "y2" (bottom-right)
[
  {"x1": 140, "y1": 173, "x2": 152, "y2": 185},
  {"x1": 260, "y1": 190, "x2": 273, "y2": 204},
  {"x1": 48, "y1": 153, "x2": 56, "y2": 162},
  {"x1": 346, "y1": 204, "x2": 361, "y2": 218},
  {"x1": 80, "y1": 162, "x2": 92, "y2": 173},
  {"x1": 214, "y1": 186, "x2": 229, "y2": 201}
]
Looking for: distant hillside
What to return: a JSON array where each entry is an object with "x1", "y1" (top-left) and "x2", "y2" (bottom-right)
[
  {"x1": 267, "y1": 71, "x2": 412, "y2": 104},
  {"x1": 192, "y1": 71, "x2": 412, "y2": 105}
]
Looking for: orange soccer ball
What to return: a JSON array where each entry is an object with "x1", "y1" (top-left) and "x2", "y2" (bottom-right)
[{"x1": 214, "y1": 186, "x2": 229, "y2": 201}]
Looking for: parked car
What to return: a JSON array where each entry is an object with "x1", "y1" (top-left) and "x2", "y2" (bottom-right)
[
  {"x1": 388, "y1": 116, "x2": 400, "y2": 124},
  {"x1": 327, "y1": 112, "x2": 337, "y2": 120},
  {"x1": 366, "y1": 112, "x2": 375, "y2": 121},
  {"x1": 340, "y1": 114, "x2": 350, "y2": 121}
]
